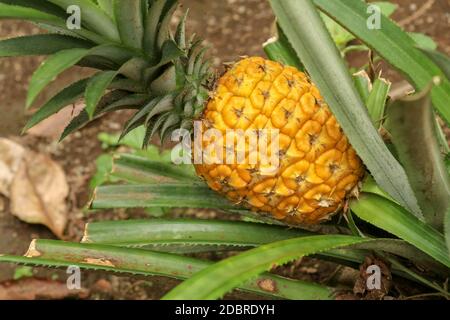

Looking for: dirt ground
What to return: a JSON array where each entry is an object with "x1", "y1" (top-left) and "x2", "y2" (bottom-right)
[{"x1": 0, "y1": 0, "x2": 448, "y2": 300}]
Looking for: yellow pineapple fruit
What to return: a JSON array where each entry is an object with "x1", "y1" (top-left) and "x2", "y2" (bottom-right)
[{"x1": 194, "y1": 57, "x2": 365, "y2": 224}]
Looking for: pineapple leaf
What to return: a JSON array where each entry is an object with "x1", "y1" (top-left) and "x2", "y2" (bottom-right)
[
  {"x1": 83, "y1": 219, "x2": 312, "y2": 247},
  {"x1": 409, "y1": 32, "x2": 437, "y2": 51},
  {"x1": 0, "y1": 3, "x2": 107, "y2": 43},
  {"x1": 386, "y1": 88, "x2": 450, "y2": 231},
  {"x1": 117, "y1": 57, "x2": 150, "y2": 82},
  {"x1": 163, "y1": 235, "x2": 366, "y2": 300},
  {"x1": 108, "y1": 79, "x2": 146, "y2": 92},
  {"x1": 141, "y1": 0, "x2": 149, "y2": 20},
  {"x1": 419, "y1": 48, "x2": 450, "y2": 81},
  {"x1": 100, "y1": 94, "x2": 149, "y2": 113},
  {"x1": 366, "y1": 77, "x2": 391, "y2": 128},
  {"x1": 114, "y1": 0, "x2": 144, "y2": 50},
  {"x1": 0, "y1": 0, "x2": 66, "y2": 17},
  {"x1": 26, "y1": 48, "x2": 90, "y2": 108},
  {"x1": 60, "y1": 90, "x2": 129, "y2": 140},
  {"x1": 263, "y1": 25, "x2": 304, "y2": 71},
  {"x1": 0, "y1": 34, "x2": 93, "y2": 57},
  {"x1": 84, "y1": 218, "x2": 446, "y2": 277},
  {"x1": 175, "y1": 9, "x2": 188, "y2": 49},
  {"x1": 85, "y1": 71, "x2": 119, "y2": 118},
  {"x1": 446, "y1": 208, "x2": 450, "y2": 256},
  {"x1": 0, "y1": 2, "x2": 62, "y2": 23},
  {"x1": 111, "y1": 153, "x2": 196, "y2": 183},
  {"x1": 360, "y1": 175, "x2": 396, "y2": 203},
  {"x1": 143, "y1": 0, "x2": 167, "y2": 57},
  {"x1": 270, "y1": 0, "x2": 423, "y2": 219},
  {"x1": 88, "y1": 44, "x2": 138, "y2": 65},
  {"x1": 120, "y1": 99, "x2": 160, "y2": 140},
  {"x1": 48, "y1": 0, "x2": 120, "y2": 41},
  {"x1": 23, "y1": 78, "x2": 89, "y2": 132},
  {"x1": 97, "y1": 0, "x2": 114, "y2": 18},
  {"x1": 313, "y1": 0, "x2": 450, "y2": 127},
  {"x1": 156, "y1": 0, "x2": 178, "y2": 50},
  {"x1": 351, "y1": 193, "x2": 450, "y2": 268},
  {"x1": 91, "y1": 183, "x2": 236, "y2": 210},
  {"x1": 0, "y1": 240, "x2": 332, "y2": 300},
  {"x1": 352, "y1": 70, "x2": 371, "y2": 102},
  {"x1": 143, "y1": 40, "x2": 184, "y2": 84}
]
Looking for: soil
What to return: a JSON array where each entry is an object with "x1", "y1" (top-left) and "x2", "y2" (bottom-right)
[{"x1": 0, "y1": 0, "x2": 448, "y2": 300}]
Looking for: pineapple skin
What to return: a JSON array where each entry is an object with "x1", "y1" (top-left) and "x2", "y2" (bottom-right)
[{"x1": 194, "y1": 57, "x2": 365, "y2": 225}]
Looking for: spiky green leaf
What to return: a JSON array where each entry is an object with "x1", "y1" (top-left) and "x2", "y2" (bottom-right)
[
  {"x1": 270, "y1": 0, "x2": 422, "y2": 218},
  {"x1": 351, "y1": 193, "x2": 450, "y2": 268},
  {"x1": 366, "y1": 77, "x2": 390, "y2": 127},
  {"x1": 386, "y1": 89, "x2": 450, "y2": 230},
  {"x1": 114, "y1": 0, "x2": 144, "y2": 49},
  {"x1": 85, "y1": 71, "x2": 118, "y2": 118},
  {"x1": 91, "y1": 183, "x2": 236, "y2": 210},
  {"x1": 0, "y1": 240, "x2": 332, "y2": 300},
  {"x1": 163, "y1": 235, "x2": 366, "y2": 300},
  {"x1": 48, "y1": 0, "x2": 120, "y2": 41},
  {"x1": 23, "y1": 78, "x2": 89, "y2": 132},
  {"x1": 26, "y1": 48, "x2": 90, "y2": 108},
  {"x1": 313, "y1": 0, "x2": 450, "y2": 126},
  {"x1": 0, "y1": 34, "x2": 93, "y2": 57}
]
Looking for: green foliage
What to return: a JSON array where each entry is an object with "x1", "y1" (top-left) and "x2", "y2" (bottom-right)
[
  {"x1": 13, "y1": 266, "x2": 33, "y2": 280},
  {"x1": 313, "y1": 0, "x2": 450, "y2": 127},
  {"x1": 0, "y1": 240, "x2": 331, "y2": 300},
  {"x1": 90, "y1": 154, "x2": 115, "y2": 190},
  {"x1": 386, "y1": 89, "x2": 450, "y2": 230},
  {"x1": 270, "y1": 0, "x2": 422, "y2": 218},
  {"x1": 351, "y1": 193, "x2": 450, "y2": 268},
  {"x1": 163, "y1": 235, "x2": 367, "y2": 299},
  {"x1": 366, "y1": 77, "x2": 391, "y2": 128}
]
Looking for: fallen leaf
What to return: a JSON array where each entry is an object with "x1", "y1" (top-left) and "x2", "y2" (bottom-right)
[
  {"x1": 0, "y1": 138, "x2": 26, "y2": 197},
  {"x1": 10, "y1": 150, "x2": 69, "y2": 238},
  {"x1": 0, "y1": 278, "x2": 89, "y2": 300}
]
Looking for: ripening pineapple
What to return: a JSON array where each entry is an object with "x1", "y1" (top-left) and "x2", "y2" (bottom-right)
[
  {"x1": 0, "y1": 0, "x2": 364, "y2": 224},
  {"x1": 194, "y1": 57, "x2": 364, "y2": 224}
]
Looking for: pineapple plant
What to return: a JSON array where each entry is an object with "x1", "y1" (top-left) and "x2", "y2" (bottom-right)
[
  {"x1": 195, "y1": 56, "x2": 364, "y2": 224},
  {"x1": 0, "y1": 0, "x2": 449, "y2": 300},
  {"x1": 0, "y1": 0, "x2": 365, "y2": 225}
]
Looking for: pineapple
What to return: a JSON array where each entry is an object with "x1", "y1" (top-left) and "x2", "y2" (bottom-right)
[
  {"x1": 0, "y1": 0, "x2": 364, "y2": 224},
  {"x1": 195, "y1": 57, "x2": 364, "y2": 224}
]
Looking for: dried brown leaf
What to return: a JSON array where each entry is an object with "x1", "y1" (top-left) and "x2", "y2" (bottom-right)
[
  {"x1": 0, "y1": 138, "x2": 26, "y2": 197},
  {"x1": 10, "y1": 150, "x2": 69, "y2": 238}
]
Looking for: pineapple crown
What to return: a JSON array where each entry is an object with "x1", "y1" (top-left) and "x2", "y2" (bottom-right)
[{"x1": 0, "y1": 0, "x2": 211, "y2": 146}]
